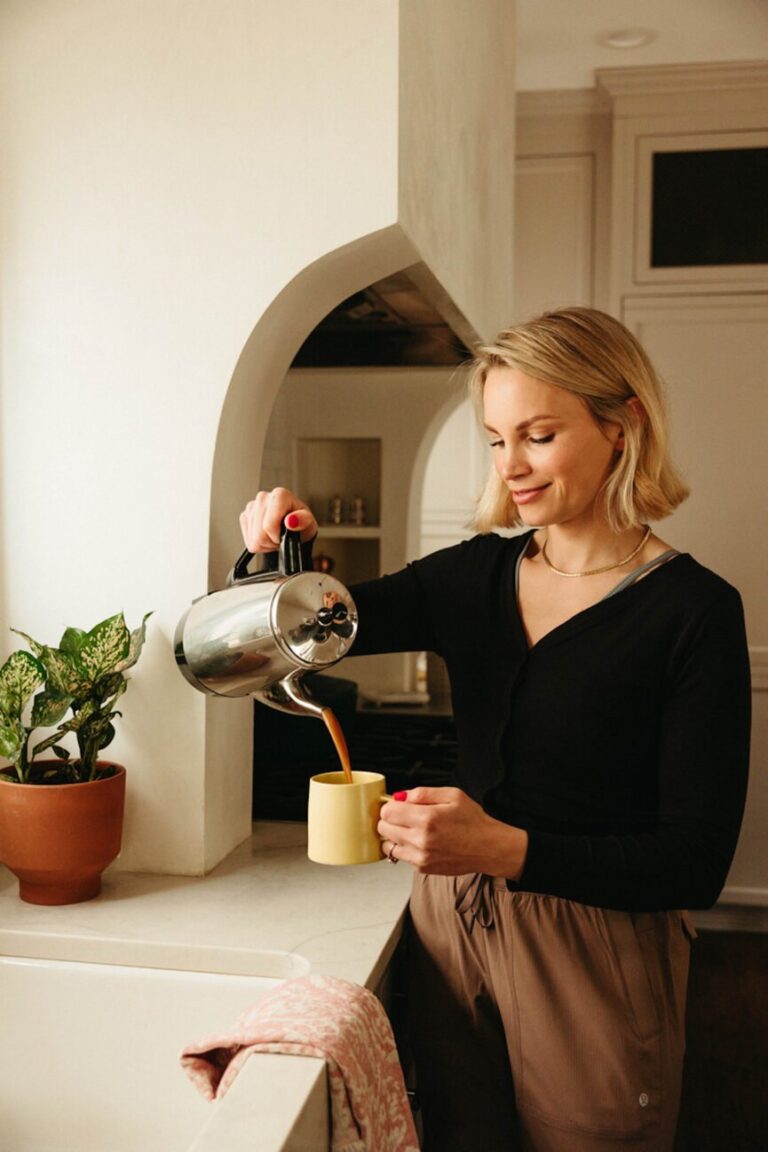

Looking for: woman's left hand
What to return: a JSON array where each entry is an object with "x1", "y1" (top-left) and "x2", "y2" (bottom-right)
[{"x1": 378, "y1": 787, "x2": 528, "y2": 878}]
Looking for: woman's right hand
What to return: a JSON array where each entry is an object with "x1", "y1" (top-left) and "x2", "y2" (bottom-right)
[{"x1": 239, "y1": 488, "x2": 318, "y2": 554}]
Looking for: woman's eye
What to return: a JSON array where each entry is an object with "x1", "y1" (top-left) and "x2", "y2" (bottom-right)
[
  {"x1": 530, "y1": 433, "x2": 555, "y2": 445},
  {"x1": 488, "y1": 439, "x2": 503, "y2": 449}
]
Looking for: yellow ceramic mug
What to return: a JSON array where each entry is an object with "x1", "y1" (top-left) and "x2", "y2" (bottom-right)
[{"x1": 307, "y1": 770, "x2": 391, "y2": 865}]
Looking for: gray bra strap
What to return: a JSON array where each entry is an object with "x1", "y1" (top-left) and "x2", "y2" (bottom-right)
[
  {"x1": 514, "y1": 543, "x2": 679, "y2": 600},
  {"x1": 514, "y1": 544, "x2": 527, "y2": 597},
  {"x1": 601, "y1": 549, "x2": 679, "y2": 599}
]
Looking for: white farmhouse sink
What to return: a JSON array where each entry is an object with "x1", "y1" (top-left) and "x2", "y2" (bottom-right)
[{"x1": 0, "y1": 952, "x2": 312, "y2": 1152}]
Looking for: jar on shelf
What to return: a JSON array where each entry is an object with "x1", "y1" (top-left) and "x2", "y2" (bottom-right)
[
  {"x1": 327, "y1": 495, "x2": 344, "y2": 525},
  {"x1": 349, "y1": 495, "x2": 366, "y2": 526}
]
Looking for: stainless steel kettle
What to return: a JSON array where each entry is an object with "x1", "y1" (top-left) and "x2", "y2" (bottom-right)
[{"x1": 174, "y1": 528, "x2": 358, "y2": 718}]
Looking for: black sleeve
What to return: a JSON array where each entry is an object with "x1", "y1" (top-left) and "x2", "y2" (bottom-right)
[
  {"x1": 518, "y1": 585, "x2": 752, "y2": 911},
  {"x1": 348, "y1": 563, "x2": 444, "y2": 658}
]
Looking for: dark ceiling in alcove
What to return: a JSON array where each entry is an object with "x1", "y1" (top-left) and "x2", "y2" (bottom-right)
[{"x1": 291, "y1": 271, "x2": 472, "y2": 367}]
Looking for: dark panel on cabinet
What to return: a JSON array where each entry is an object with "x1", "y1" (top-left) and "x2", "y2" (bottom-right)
[{"x1": 651, "y1": 147, "x2": 768, "y2": 268}]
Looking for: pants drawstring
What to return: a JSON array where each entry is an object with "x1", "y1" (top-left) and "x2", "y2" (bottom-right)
[{"x1": 454, "y1": 872, "x2": 495, "y2": 932}]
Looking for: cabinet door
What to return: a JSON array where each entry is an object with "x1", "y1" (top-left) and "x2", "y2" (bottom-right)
[
  {"x1": 625, "y1": 295, "x2": 768, "y2": 906},
  {"x1": 624, "y1": 294, "x2": 768, "y2": 644}
]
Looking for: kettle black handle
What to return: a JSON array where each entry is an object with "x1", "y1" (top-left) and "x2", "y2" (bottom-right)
[
  {"x1": 230, "y1": 525, "x2": 307, "y2": 586},
  {"x1": 230, "y1": 549, "x2": 258, "y2": 584}
]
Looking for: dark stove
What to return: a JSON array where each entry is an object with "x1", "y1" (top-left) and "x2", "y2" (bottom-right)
[{"x1": 252, "y1": 709, "x2": 458, "y2": 821}]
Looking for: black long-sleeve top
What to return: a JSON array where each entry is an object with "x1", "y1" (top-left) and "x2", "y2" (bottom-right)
[{"x1": 348, "y1": 530, "x2": 751, "y2": 913}]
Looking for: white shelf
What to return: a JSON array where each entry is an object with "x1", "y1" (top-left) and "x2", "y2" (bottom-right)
[{"x1": 295, "y1": 436, "x2": 382, "y2": 584}]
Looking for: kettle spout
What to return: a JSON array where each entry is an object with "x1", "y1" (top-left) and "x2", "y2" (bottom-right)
[{"x1": 254, "y1": 675, "x2": 326, "y2": 719}]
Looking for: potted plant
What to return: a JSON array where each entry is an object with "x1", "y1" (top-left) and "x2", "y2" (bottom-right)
[{"x1": 0, "y1": 611, "x2": 151, "y2": 905}]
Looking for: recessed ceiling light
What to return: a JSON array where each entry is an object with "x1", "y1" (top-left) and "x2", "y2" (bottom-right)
[{"x1": 597, "y1": 27, "x2": 657, "y2": 50}]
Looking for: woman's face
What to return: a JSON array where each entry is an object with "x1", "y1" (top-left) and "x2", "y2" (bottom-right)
[{"x1": 482, "y1": 366, "x2": 622, "y2": 530}]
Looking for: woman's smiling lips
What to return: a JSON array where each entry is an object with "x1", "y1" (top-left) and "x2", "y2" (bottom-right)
[{"x1": 511, "y1": 484, "x2": 550, "y2": 504}]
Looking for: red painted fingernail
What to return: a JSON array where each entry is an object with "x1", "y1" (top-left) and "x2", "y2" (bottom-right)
[
  {"x1": 286, "y1": 513, "x2": 300, "y2": 530},
  {"x1": 393, "y1": 790, "x2": 408, "y2": 801}
]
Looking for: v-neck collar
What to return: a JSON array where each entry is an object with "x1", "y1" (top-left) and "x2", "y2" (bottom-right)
[{"x1": 507, "y1": 530, "x2": 688, "y2": 655}]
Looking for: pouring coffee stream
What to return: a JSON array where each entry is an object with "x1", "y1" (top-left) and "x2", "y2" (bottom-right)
[{"x1": 174, "y1": 525, "x2": 358, "y2": 782}]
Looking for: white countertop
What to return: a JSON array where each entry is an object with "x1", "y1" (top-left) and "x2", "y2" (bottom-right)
[
  {"x1": 0, "y1": 821, "x2": 414, "y2": 991},
  {"x1": 1, "y1": 823, "x2": 416, "y2": 1152}
]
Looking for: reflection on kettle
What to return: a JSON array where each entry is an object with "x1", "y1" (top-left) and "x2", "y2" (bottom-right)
[{"x1": 174, "y1": 527, "x2": 358, "y2": 719}]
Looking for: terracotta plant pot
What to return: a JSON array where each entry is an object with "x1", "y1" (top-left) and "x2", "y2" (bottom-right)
[{"x1": 0, "y1": 762, "x2": 126, "y2": 905}]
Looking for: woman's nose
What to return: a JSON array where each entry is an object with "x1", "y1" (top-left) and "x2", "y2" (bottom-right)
[{"x1": 498, "y1": 444, "x2": 530, "y2": 481}]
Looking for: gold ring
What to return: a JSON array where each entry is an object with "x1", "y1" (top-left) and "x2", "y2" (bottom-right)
[{"x1": 387, "y1": 843, "x2": 399, "y2": 864}]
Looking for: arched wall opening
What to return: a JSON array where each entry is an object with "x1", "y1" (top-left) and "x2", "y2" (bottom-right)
[
  {"x1": 407, "y1": 388, "x2": 480, "y2": 562},
  {"x1": 205, "y1": 225, "x2": 477, "y2": 870}
]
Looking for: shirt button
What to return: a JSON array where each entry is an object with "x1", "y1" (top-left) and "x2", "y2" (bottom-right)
[{"x1": 639, "y1": 1093, "x2": 649, "y2": 1108}]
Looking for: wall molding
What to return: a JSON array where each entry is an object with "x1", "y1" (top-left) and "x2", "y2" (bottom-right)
[
  {"x1": 596, "y1": 60, "x2": 768, "y2": 122},
  {"x1": 517, "y1": 87, "x2": 603, "y2": 119},
  {"x1": 597, "y1": 60, "x2": 768, "y2": 99},
  {"x1": 750, "y1": 646, "x2": 768, "y2": 691},
  {"x1": 692, "y1": 899, "x2": 768, "y2": 934},
  {"x1": 720, "y1": 885, "x2": 768, "y2": 907}
]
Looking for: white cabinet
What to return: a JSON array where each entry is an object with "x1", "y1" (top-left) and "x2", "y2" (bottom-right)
[
  {"x1": 623, "y1": 294, "x2": 768, "y2": 908},
  {"x1": 597, "y1": 61, "x2": 768, "y2": 309},
  {"x1": 623, "y1": 294, "x2": 768, "y2": 646}
]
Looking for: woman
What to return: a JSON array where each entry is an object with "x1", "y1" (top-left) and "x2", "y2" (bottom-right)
[{"x1": 240, "y1": 307, "x2": 751, "y2": 1152}]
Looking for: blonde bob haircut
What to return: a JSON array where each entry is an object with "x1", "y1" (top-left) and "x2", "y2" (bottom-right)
[{"x1": 469, "y1": 307, "x2": 689, "y2": 534}]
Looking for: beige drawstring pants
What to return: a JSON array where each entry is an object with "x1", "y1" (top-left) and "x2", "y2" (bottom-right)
[{"x1": 406, "y1": 872, "x2": 695, "y2": 1152}]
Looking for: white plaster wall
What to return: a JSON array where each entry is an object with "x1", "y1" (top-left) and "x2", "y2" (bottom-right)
[
  {"x1": 1, "y1": 0, "x2": 518, "y2": 875},
  {"x1": 399, "y1": 0, "x2": 517, "y2": 343},
  {"x1": 0, "y1": 0, "x2": 401, "y2": 873}
]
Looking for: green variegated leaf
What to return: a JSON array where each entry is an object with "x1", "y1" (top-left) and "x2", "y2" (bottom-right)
[
  {"x1": 107, "y1": 679, "x2": 127, "y2": 709},
  {"x1": 31, "y1": 731, "x2": 62, "y2": 757},
  {"x1": 77, "y1": 708, "x2": 116, "y2": 744},
  {"x1": 53, "y1": 745, "x2": 71, "y2": 760},
  {"x1": 0, "y1": 688, "x2": 15, "y2": 719},
  {"x1": 32, "y1": 698, "x2": 95, "y2": 758},
  {"x1": 78, "y1": 614, "x2": 130, "y2": 681},
  {"x1": 10, "y1": 629, "x2": 44, "y2": 658},
  {"x1": 97, "y1": 720, "x2": 116, "y2": 751},
  {"x1": 80, "y1": 708, "x2": 112, "y2": 739},
  {"x1": 0, "y1": 720, "x2": 22, "y2": 763},
  {"x1": 59, "y1": 628, "x2": 86, "y2": 658},
  {"x1": 38, "y1": 646, "x2": 83, "y2": 696},
  {"x1": 31, "y1": 689, "x2": 73, "y2": 728},
  {"x1": 96, "y1": 672, "x2": 126, "y2": 702},
  {"x1": 114, "y1": 612, "x2": 153, "y2": 673},
  {"x1": 64, "y1": 698, "x2": 97, "y2": 732},
  {"x1": 0, "y1": 651, "x2": 45, "y2": 713}
]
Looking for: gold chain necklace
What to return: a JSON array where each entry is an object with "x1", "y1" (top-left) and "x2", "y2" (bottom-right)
[{"x1": 541, "y1": 525, "x2": 652, "y2": 578}]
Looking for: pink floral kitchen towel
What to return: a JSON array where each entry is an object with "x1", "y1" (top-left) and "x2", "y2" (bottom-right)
[{"x1": 180, "y1": 973, "x2": 420, "y2": 1152}]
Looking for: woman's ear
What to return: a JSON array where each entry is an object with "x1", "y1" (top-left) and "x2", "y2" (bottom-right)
[
  {"x1": 626, "y1": 396, "x2": 647, "y2": 424},
  {"x1": 615, "y1": 397, "x2": 646, "y2": 451}
]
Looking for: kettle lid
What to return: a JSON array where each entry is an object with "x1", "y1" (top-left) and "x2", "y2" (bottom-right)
[{"x1": 271, "y1": 572, "x2": 357, "y2": 669}]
